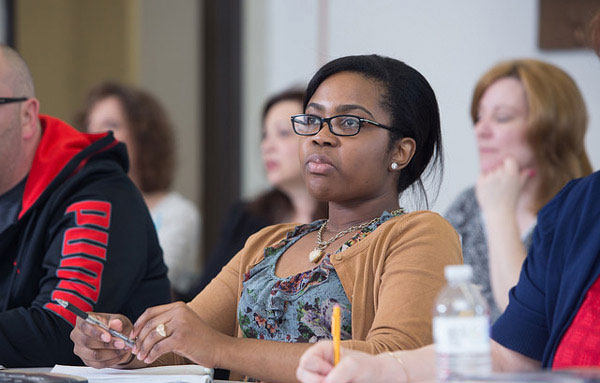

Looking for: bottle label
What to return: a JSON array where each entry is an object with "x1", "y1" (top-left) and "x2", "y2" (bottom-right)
[{"x1": 433, "y1": 316, "x2": 490, "y2": 353}]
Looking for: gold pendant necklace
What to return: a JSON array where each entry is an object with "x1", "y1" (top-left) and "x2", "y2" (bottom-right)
[{"x1": 309, "y1": 208, "x2": 404, "y2": 263}]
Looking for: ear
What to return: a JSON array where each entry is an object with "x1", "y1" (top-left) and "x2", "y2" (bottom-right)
[
  {"x1": 20, "y1": 98, "x2": 40, "y2": 140},
  {"x1": 388, "y1": 137, "x2": 416, "y2": 171}
]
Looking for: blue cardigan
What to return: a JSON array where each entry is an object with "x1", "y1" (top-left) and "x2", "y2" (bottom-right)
[{"x1": 492, "y1": 171, "x2": 600, "y2": 367}]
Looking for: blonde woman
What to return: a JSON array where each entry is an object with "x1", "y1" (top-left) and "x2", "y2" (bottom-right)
[{"x1": 445, "y1": 59, "x2": 592, "y2": 320}]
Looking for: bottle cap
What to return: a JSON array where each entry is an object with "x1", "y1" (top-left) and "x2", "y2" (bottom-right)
[{"x1": 444, "y1": 264, "x2": 473, "y2": 282}]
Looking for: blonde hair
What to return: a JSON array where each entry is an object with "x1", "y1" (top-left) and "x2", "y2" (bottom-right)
[{"x1": 470, "y1": 59, "x2": 592, "y2": 213}]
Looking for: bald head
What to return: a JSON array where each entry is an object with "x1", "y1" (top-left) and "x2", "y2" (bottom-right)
[{"x1": 0, "y1": 45, "x2": 35, "y2": 98}]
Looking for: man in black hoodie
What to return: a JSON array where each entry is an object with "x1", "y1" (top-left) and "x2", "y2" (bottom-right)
[{"x1": 0, "y1": 45, "x2": 171, "y2": 367}]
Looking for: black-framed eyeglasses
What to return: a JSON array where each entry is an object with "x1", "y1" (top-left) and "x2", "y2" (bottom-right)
[
  {"x1": 0, "y1": 97, "x2": 28, "y2": 105},
  {"x1": 291, "y1": 114, "x2": 393, "y2": 137}
]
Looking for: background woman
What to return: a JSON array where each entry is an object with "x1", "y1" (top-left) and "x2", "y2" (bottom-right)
[
  {"x1": 445, "y1": 59, "x2": 592, "y2": 320},
  {"x1": 77, "y1": 82, "x2": 201, "y2": 296},
  {"x1": 183, "y1": 88, "x2": 327, "y2": 301},
  {"x1": 70, "y1": 54, "x2": 461, "y2": 383}
]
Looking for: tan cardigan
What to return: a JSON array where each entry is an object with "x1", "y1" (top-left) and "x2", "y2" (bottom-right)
[{"x1": 188, "y1": 211, "x2": 462, "y2": 375}]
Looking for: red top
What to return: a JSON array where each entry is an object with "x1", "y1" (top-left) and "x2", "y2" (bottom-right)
[{"x1": 553, "y1": 276, "x2": 600, "y2": 369}]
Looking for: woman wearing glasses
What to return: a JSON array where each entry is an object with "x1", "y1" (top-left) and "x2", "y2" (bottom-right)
[
  {"x1": 70, "y1": 54, "x2": 461, "y2": 382},
  {"x1": 297, "y1": 18, "x2": 600, "y2": 382}
]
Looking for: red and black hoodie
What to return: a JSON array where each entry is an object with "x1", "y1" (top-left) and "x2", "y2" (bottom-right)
[{"x1": 0, "y1": 115, "x2": 170, "y2": 367}]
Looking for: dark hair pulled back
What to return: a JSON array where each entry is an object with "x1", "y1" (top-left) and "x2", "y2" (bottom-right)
[{"x1": 304, "y1": 54, "x2": 443, "y2": 207}]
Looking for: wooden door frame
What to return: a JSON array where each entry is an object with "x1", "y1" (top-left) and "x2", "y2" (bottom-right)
[{"x1": 201, "y1": 0, "x2": 242, "y2": 257}]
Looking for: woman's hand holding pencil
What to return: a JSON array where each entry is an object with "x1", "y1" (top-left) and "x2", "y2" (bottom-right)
[
  {"x1": 296, "y1": 305, "x2": 405, "y2": 383},
  {"x1": 296, "y1": 341, "x2": 406, "y2": 383}
]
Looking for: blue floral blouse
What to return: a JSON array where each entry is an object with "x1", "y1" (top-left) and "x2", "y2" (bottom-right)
[{"x1": 237, "y1": 209, "x2": 404, "y2": 346}]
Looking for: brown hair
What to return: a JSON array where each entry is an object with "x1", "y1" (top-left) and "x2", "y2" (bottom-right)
[
  {"x1": 470, "y1": 59, "x2": 592, "y2": 213},
  {"x1": 75, "y1": 82, "x2": 175, "y2": 193},
  {"x1": 591, "y1": 11, "x2": 600, "y2": 56},
  {"x1": 261, "y1": 87, "x2": 305, "y2": 122},
  {"x1": 248, "y1": 87, "x2": 327, "y2": 222}
]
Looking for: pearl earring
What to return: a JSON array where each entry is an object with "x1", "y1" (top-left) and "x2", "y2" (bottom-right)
[{"x1": 390, "y1": 162, "x2": 399, "y2": 170}]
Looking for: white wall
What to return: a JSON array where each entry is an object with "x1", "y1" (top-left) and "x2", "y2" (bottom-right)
[
  {"x1": 243, "y1": 0, "x2": 600, "y2": 214},
  {"x1": 242, "y1": 0, "x2": 324, "y2": 199},
  {"x1": 139, "y1": 0, "x2": 201, "y2": 206}
]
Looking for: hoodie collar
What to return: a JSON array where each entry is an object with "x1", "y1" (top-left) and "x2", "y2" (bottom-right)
[{"x1": 19, "y1": 115, "x2": 116, "y2": 218}]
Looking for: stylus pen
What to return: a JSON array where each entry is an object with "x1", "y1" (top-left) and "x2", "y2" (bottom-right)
[{"x1": 55, "y1": 298, "x2": 135, "y2": 348}]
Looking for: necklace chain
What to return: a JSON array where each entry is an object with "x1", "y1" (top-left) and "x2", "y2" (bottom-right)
[{"x1": 308, "y1": 208, "x2": 404, "y2": 263}]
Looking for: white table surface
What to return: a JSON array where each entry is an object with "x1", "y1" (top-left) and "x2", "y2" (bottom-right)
[{"x1": 3, "y1": 367, "x2": 235, "y2": 382}]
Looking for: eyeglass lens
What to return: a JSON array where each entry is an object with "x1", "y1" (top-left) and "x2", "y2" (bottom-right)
[{"x1": 293, "y1": 115, "x2": 361, "y2": 136}]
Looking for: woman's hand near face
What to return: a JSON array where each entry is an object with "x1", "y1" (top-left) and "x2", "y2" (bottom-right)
[
  {"x1": 130, "y1": 301, "x2": 228, "y2": 367},
  {"x1": 476, "y1": 156, "x2": 534, "y2": 310},
  {"x1": 296, "y1": 341, "x2": 407, "y2": 383},
  {"x1": 70, "y1": 313, "x2": 134, "y2": 368},
  {"x1": 475, "y1": 157, "x2": 532, "y2": 217}
]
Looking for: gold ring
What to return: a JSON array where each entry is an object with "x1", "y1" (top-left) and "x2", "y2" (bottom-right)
[{"x1": 156, "y1": 323, "x2": 167, "y2": 337}]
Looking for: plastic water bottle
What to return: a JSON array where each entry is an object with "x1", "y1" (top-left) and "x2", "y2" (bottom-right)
[{"x1": 433, "y1": 264, "x2": 491, "y2": 382}]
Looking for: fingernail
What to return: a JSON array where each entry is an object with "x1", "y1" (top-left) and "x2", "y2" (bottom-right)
[
  {"x1": 114, "y1": 340, "x2": 124, "y2": 349},
  {"x1": 101, "y1": 334, "x2": 111, "y2": 342},
  {"x1": 137, "y1": 354, "x2": 144, "y2": 361}
]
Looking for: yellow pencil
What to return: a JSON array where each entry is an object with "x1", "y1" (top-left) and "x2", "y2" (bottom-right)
[{"x1": 332, "y1": 305, "x2": 341, "y2": 366}]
